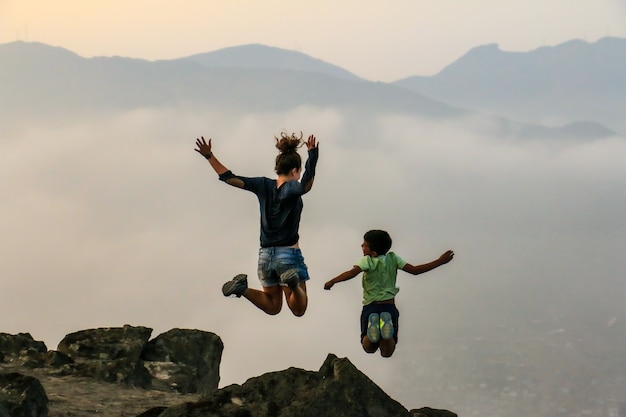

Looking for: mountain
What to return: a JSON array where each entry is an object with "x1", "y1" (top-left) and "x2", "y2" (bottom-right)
[
  {"x1": 0, "y1": 41, "x2": 616, "y2": 140},
  {"x1": 393, "y1": 37, "x2": 626, "y2": 134},
  {"x1": 0, "y1": 41, "x2": 459, "y2": 120},
  {"x1": 179, "y1": 43, "x2": 363, "y2": 81}
]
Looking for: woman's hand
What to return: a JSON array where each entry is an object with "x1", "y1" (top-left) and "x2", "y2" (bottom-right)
[
  {"x1": 305, "y1": 135, "x2": 318, "y2": 150},
  {"x1": 195, "y1": 136, "x2": 213, "y2": 159}
]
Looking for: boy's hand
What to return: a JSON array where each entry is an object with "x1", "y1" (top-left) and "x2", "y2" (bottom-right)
[
  {"x1": 324, "y1": 280, "x2": 334, "y2": 290},
  {"x1": 438, "y1": 250, "x2": 455, "y2": 265},
  {"x1": 195, "y1": 136, "x2": 213, "y2": 158}
]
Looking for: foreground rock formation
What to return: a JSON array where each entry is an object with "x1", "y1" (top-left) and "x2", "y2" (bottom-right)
[{"x1": 0, "y1": 326, "x2": 457, "y2": 417}]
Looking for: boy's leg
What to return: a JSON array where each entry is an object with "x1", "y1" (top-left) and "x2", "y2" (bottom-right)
[
  {"x1": 361, "y1": 335, "x2": 379, "y2": 353},
  {"x1": 380, "y1": 312, "x2": 394, "y2": 340},
  {"x1": 378, "y1": 338, "x2": 396, "y2": 357},
  {"x1": 360, "y1": 305, "x2": 380, "y2": 353},
  {"x1": 379, "y1": 305, "x2": 399, "y2": 358}
]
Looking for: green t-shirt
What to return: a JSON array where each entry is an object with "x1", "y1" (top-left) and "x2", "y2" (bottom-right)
[{"x1": 357, "y1": 252, "x2": 406, "y2": 305}]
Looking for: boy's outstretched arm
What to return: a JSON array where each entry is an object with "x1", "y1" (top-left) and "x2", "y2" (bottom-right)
[
  {"x1": 402, "y1": 250, "x2": 454, "y2": 276},
  {"x1": 324, "y1": 266, "x2": 361, "y2": 290}
]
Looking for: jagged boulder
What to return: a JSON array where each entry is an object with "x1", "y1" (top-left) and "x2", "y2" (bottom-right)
[
  {"x1": 0, "y1": 372, "x2": 48, "y2": 417},
  {"x1": 154, "y1": 353, "x2": 413, "y2": 417},
  {"x1": 56, "y1": 325, "x2": 153, "y2": 388},
  {"x1": 141, "y1": 328, "x2": 223, "y2": 394},
  {"x1": 0, "y1": 333, "x2": 48, "y2": 370},
  {"x1": 0, "y1": 333, "x2": 47, "y2": 356},
  {"x1": 0, "y1": 333, "x2": 48, "y2": 364}
]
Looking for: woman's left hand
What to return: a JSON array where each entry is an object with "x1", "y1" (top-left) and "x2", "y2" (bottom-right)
[{"x1": 306, "y1": 135, "x2": 318, "y2": 150}]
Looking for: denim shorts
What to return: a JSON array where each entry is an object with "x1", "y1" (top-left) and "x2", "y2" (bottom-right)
[
  {"x1": 257, "y1": 247, "x2": 310, "y2": 288},
  {"x1": 360, "y1": 302, "x2": 400, "y2": 343}
]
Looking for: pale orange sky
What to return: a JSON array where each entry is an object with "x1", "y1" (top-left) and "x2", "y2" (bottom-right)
[{"x1": 2, "y1": 0, "x2": 625, "y2": 80}]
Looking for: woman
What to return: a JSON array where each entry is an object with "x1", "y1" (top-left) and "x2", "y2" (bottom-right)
[{"x1": 194, "y1": 132, "x2": 319, "y2": 317}]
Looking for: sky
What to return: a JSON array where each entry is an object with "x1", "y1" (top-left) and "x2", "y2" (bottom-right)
[{"x1": 1, "y1": 0, "x2": 626, "y2": 81}]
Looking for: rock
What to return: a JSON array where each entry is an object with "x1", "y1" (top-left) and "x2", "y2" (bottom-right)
[
  {"x1": 56, "y1": 325, "x2": 153, "y2": 388},
  {"x1": 155, "y1": 353, "x2": 413, "y2": 417},
  {"x1": 136, "y1": 406, "x2": 168, "y2": 417},
  {"x1": 0, "y1": 333, "x2": 48, "y2": 371},
  {"x1": 0, "y1": 372, "x2": 48, "y2": 417},
  {"x1": 43, "y1": 351, "x2": 73, "y2": 368},
  {"x1": 0, "y1": 333, "x2": 47, "y2": 360},
  {"x1": 2, "y1": 327, "x2": 458, "y2": 417},
  {"x1": 410, "y1": 407, "x2": 458, "y2": 417},
  {"x1": 141, "y1": 328, "x2": 223, "y2": 394}
]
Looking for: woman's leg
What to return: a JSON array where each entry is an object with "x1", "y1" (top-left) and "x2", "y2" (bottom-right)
[
  {"x1": 243, "y1": 286, "x2": 284, "y2": 315},
  {"x1": 282, "y1": 281, "x2": 308, "y2": 317}
]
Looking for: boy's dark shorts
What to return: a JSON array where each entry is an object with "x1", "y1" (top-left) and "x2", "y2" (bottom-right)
[{"x1": 360, "y1": 302, "x2": 400, "y2": 343}]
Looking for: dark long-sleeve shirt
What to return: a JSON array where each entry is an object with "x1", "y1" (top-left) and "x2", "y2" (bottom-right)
[{"x1": 218, "y1": 148, "x2": 319, "y2": 247}]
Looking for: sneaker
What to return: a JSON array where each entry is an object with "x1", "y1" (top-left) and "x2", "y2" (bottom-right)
[
  {"x1": 380, "y1": 312, "x2": 394, "y2": 340},
  {"x1": 367, "y1": 313, "x2": 380, "y2": 343},
  {"x1": 222, "y1": 274, "x2": 248, "y2": 298},
  {"x1": 279, "y1": 269, "x2": 300, "y2": 290}
]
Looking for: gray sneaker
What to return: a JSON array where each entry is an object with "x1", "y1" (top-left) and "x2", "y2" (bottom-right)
[
  {"x1": 222, "y1": 274, "x2": 248, "y2": 297},
  {"x1": 279, "y1": 269, "x2": 300, "y2": 290}
]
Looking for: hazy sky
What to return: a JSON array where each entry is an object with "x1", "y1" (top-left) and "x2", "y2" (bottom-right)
[{"x1": 2, "y1": 0, "x2": 626, "y2": 81}]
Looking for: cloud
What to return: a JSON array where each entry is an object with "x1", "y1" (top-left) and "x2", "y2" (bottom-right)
[{"x1": 1, "y1": 106, "x2": 625, "y2": 412}]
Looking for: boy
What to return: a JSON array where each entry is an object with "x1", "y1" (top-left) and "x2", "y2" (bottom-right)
[{"x1": 324, "y1": 230, "x2": 454, "y2": 358}]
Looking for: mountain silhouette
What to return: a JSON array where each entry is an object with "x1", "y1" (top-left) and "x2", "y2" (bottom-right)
[
  {"x1": 393, "y1": 37, "x2": 626, "y2": 134},
  {"x1": 179, "y1": 43, "x2": 362, "y2": 81},
  {"x1": 0, "y1": 40, "x2": 617, "y2": 140},
  {"x1": 0, "y1": 41, "x2": 457, "y2": 119}
]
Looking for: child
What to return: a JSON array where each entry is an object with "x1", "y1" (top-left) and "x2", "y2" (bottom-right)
[
  {"x1": 195, "y1": 132, "x2": 319, "y2": 317},
  {"x1": 324, "y1": 230, "x2": 454, "y2": 357}
]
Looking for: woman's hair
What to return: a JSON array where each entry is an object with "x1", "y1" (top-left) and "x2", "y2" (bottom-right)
[
  {"x1": 274, "y1": 131, "x2": 303, "y2": 175},
  {"x1": 364, "y1": 230, "x2": 393, "y2": 255}
]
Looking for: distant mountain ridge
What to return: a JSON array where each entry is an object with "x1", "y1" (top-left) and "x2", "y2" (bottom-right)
[
  {"x1": 0, "y1": 39, "x2": 621, "y2": 139},
  {"x1": 0, "y1": 40, "x2": 459, "y2": 119},
  {"x1": 179, "y1": 43, "x2": 363, "y2": 81},
  {"x1": 393, "y1": 36, "x2": 626, "y2": 134}
]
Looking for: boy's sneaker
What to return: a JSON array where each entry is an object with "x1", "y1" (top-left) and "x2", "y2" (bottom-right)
[
  {"x1": 279, "y1": 269, "x2": 300, "y2": 290},
  {"x1": 222, "y1": 274, "x2": 248, "y2": 298},
  {"x1": 380, "y1": 312, "x2": 394, "y2": 340},
  {"x1": 367, "y1": 313, "x2": 381, "y2": 343}
]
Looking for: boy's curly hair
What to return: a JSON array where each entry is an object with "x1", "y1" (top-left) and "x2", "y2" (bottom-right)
[
  {"x1": 364, "y1": 230, "x2": 393, "y2": 255},
  {"x1": 274, "y1": 131, "x2": 304, "y2": 175}
]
